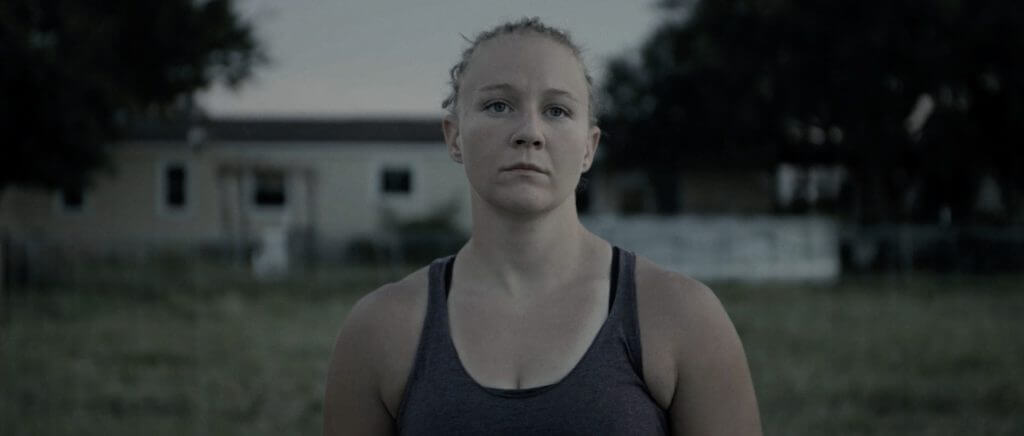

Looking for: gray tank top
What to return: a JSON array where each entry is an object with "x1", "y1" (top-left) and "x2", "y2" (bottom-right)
[{"x1": 396, "y1": 247, "x2": 669, "y2": 435}]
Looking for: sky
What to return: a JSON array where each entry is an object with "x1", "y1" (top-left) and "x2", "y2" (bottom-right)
[{"x1": 198, "y1": 0, "x2": 664, "y2": 118}]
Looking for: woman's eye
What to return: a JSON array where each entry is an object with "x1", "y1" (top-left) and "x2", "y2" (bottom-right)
[
  {"x1": 484, "y1": 102, "x2": 509, "y2": 113},
  {"x1": 546, "y1": 107, "x2": 569, "y2": 118}
]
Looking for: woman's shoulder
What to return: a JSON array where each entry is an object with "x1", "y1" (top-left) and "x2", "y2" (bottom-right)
[
  {"x1": 329, "y1": 263, "x2": 433, "y2": 414},
  {"x1": 346, "y1": 265, "x2": 431, "y2": 329},
  {"x1": 339, "y1": 264, "x2": 432, "y2": 362},
  {"x1": 633, "y1": 254, "x2": 720, "y2": 318},
  {"x1": 632, "y1": 254, "x2": 746, "y2": 408},
  {"x1": 632, "y1": 255, "x2": 762, "y2": 434},
  {"x1": 632, "y1": 254, "x2": 738, "y2": 349}
]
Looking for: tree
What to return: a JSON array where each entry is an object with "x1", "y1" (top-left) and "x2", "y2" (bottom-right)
[
  {"x1": 0, "y1": 0, "x2": 265, "y2": 191},
  {"x1": 602, "y1": 0, "x2": 1024, "y2": 222}
]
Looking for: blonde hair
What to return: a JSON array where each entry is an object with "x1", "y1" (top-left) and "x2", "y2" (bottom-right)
[{"x1": 441, "y1": 17, "x2": 598, "y2": 126}]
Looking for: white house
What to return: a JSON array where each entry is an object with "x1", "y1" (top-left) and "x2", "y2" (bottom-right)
[{"x1": 0, "y1": 117, "x2": 471, "y2": 267}]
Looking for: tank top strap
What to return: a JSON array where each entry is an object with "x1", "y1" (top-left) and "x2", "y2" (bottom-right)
[
  {"x1": 429, "y1": 255, "x2": 453, "y2": 306},
  {"x1": 610, "y1": 247, "x2": 647, "y2": 383},
  {"x1": 395, "y1": 255, "x2": 455, "y2": 421},
  {"x1": 421, "y1": 255, "x2": 453, "y2": 341},
  {"x1": 423, "y1": 254, "x2": 456, "y2": 350}
]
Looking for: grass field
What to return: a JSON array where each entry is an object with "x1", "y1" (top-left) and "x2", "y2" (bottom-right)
[{"x1": 1, "y1": 265, "x2": 1022, "y2": 435}]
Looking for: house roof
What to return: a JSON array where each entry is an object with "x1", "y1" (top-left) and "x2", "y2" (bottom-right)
[{"x1": 125, "y1": 117, "x2": 444, "y2": 143}]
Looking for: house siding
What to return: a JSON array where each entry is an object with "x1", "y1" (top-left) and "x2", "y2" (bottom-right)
[{"x1": 0, "y1": 138, "x2": 470, "y2": 261}]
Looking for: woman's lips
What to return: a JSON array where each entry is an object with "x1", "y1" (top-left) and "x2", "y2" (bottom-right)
[{"x1": 501, "y1": 163, "x2": 548, "y2": 173}]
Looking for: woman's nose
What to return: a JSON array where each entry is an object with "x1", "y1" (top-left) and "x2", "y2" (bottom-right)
[{"x1": 510, "y1": 112, "x2": 544, "y2": 148}]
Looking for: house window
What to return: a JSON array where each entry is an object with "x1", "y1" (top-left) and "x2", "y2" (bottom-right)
[
  {"x1": 156, "y1": 161, "x2": 195, "y2": 217},
  {"x1": 60, "y1": 186, "x2": 84, "y2": 211},
  {"x1": 381, "y1": 167, "x2": 412, "y2": 194},
  {"x1": 165, "y1": 164, "x2": 187, "y2": 208},
  {"x1": 254, "y1": 171, "x2": 286, "y2": 207}
]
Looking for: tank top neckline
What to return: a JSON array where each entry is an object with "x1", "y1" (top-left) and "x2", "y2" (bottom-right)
[{"x1": 439, "y1": 246, "x2": 624, "y2": 398}]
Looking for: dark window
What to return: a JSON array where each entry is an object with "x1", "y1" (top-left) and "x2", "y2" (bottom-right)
[
  {"x1": 61, "y1": 187, "x2": 84, "y2": 211},
  {"x1": 254, "y1": 171, "x2": 286, "y2": 206},
  {"x1": 166, "y1": 165, "x2": 186, "y2": 208},
  {"x1": 381, "y1": 168, "x2": 412, "y2": 194}
]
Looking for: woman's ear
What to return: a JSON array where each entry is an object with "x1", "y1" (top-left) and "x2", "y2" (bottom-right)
[
  {"x1": 443, "y1": 114, "x2": 463, "y2": 163},
  {"x1": 582, "y1": 125, "x2": 600, "y2": 172}
]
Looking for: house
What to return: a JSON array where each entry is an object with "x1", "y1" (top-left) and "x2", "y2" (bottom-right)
[
  {"x1": 0, "y1": 117, "x2": 471, "y2": 270},
  {"x1": 0, "y1": 116, "x2": 855, "y2": 284}
]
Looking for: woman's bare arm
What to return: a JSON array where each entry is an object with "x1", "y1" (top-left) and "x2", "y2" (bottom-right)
[
  {"x1": 324, "y1": 291, "x2": 396, "y2": 435},
  {"x1": 669, "y1": 282, "x2": 761, "y2": 435},
  {"x1": 324, "y1": 271, "x2": 427, "y2": 436},
  {"x1": 637, "y1": 259, "x2": 763, "y2": 436}
]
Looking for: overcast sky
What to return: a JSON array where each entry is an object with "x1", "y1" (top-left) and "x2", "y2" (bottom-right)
[{"x1": 198, "y1": 0, "x2": 663, "y2": 117}]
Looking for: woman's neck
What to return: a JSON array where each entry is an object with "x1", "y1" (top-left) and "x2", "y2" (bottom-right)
[{"x1": 457, "y1": 194, "x2": 606, "y2": 297}]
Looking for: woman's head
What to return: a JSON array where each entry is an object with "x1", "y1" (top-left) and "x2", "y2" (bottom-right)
[
  {"x1": 442, "y1": 17, "x2": 598, "y2": 127},
  {"x1": 441, "y1": 18, "x2": 601, "y2": 217}
]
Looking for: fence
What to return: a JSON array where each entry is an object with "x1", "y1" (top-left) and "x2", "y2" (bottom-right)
[
  {"x1": 582, "y1": 214, "x2": 840, "y2": 282},
  {"x1": 842, "y1": 224, "x2": 1024, "y2": 273}
]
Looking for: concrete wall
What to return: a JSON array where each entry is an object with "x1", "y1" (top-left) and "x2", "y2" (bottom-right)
[{"x1": 582, "y1": 214, "x2": 840, "y2": 282}]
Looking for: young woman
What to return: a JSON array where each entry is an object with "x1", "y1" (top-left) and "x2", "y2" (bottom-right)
[{"x1": 324, "y1": 18, "x2": 762, "y2": 435}]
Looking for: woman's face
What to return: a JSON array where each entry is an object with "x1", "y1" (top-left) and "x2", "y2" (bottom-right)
[{"x1": 443, "y1": 32, "x2": 600, "y2": 217}]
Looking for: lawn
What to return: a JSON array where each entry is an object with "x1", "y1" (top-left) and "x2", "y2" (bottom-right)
[
  {"x1": 1, "y1": 265, "x2": 1022, "y2": 435},
  {"x1": 721, "y1": 275, "x2": 1024, "y2": 435}
]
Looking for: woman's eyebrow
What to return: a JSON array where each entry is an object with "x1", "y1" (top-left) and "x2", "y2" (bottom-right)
[
  {"x1": 477, "y1": 83, "x2": 517, "y2": 93},
  {"x1": 476, "y1": 83, "x2": 580, "y2": 103},
  {"x1": 543, "y1": 88, "x2": 580, "y2": 103}
]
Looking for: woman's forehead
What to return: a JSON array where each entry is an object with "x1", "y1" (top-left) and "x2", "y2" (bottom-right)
[{"x1": 460, "y1": 33, "x2": 589, "y2": 98}]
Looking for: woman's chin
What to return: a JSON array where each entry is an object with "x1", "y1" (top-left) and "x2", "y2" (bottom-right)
[{"x1": 484, "y1": 191, "x2": 571, "y2": 217}]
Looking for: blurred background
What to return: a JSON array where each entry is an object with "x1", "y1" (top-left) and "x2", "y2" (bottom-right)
[{"x1": 1, "y1": 0, "x2": 1022, "y2": 434}]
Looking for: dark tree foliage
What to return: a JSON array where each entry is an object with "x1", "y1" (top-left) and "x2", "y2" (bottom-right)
[
  {"x1": 602, "y1": 0, "x2": 1024, "y2": 222},
  {"x1": 0, "y1": 0, "x2": 265, "y2": 190}
]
